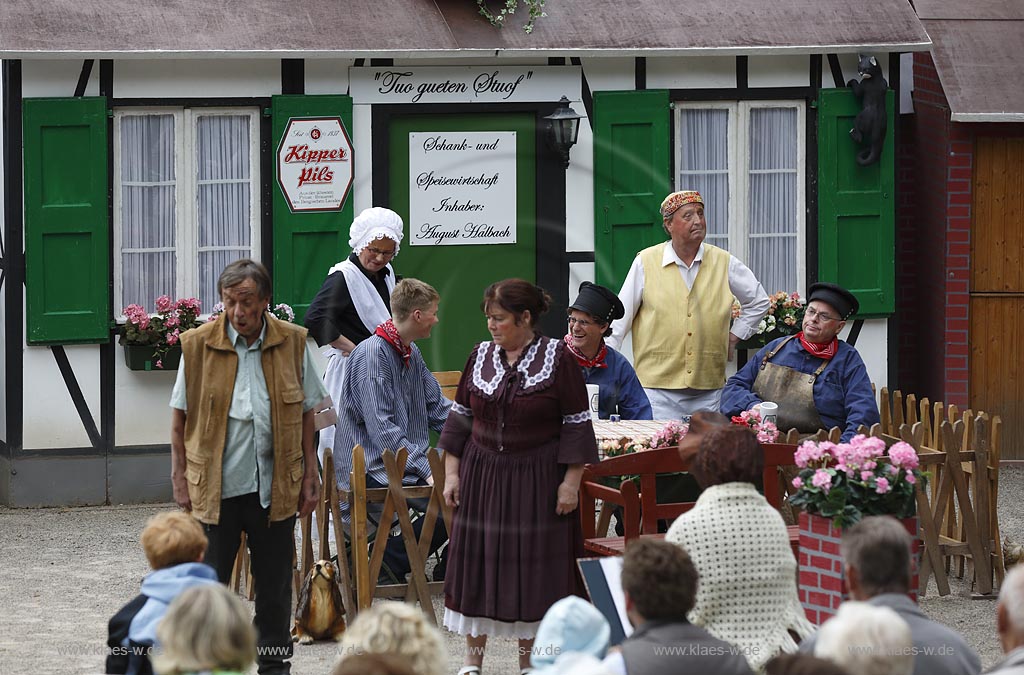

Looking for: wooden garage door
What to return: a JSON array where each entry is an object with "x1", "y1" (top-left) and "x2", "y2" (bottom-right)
[{"x1": 970, "y1": 136, "x2": 1024, "y2": 459}]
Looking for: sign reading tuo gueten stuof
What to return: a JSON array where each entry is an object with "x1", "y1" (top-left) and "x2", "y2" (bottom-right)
[
  {"x1": 276, "y1": 117, "x2": 354, "y2": 212},
  {"x1": 409, "y1": 131, "x2": 517, "y2": 246}
]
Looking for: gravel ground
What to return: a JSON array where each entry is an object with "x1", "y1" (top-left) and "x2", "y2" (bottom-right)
[{"x1": 1, "y1": 467, "x2": 1020, "y2": 675}]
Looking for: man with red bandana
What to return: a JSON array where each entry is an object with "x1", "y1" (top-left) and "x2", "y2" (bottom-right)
[
  {"x1": 720, "y1": 282, "x2": 879, "y2": 441},
  {"x1": 565, "y1": 281, "x2": 652, "y2": 420}
]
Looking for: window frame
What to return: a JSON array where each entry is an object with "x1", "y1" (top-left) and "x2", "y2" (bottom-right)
[
  {"x1": 673, "y1": 99, "x2": 807, "y2": 295},
  {"x1": 112, "y1": 106, "x2": 261, "y2": 318}
]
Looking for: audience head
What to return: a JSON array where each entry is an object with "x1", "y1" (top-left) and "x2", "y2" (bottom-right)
[
  {"x1": 331, "y1": 653, "x2": 419, "y2": 675},
  {"x1": 336, "y1": 601, "x2": 446, "y2": 675},
  {"x1": 390, "y1": 278, "x2": 440, "y2": 322},
  {"x1": 217, "y1": 257, "x2": 272, "y2": 301},
  {"x1": 692, "y1": 425, "x2": 763, "y2": 488},
  {"x1": 622, "y1": 538, "x2": 698, "y2": 624},
  {"x1": 997, "y1": 564, "x2": 1024, "y2": 653},
  {"x1": 531, "y1": 596, "x2": 610, "y2": 669},
  {"x1": 482, "y1": 278, "x2": 551, "y2": 329},
  {"x1": 152, "y1": 584, "x2": 256, "y2": 675},
  {"x1": 677, "y1": 411, "x2": 730, "y2": 464},
  {"x1": 813, "y1": 601, "x2": 913, "y2": 675},
  {"x1": 840, "y1": 515, "x2": 913, "y2": 599},
  {"x1": 140, "y1": 511, "x2": 208, "y2": 570},
  {"x1": 766, "y1": 653, "x2": 852, "y2": 675}
]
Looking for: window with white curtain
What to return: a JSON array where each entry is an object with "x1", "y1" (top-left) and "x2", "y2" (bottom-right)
[
  {"x1": 114, "y1": 108, "x2": 260, "y2": 316},
  {"x1": 675, "y1": 101, "x2": 805, "y2": 295}
]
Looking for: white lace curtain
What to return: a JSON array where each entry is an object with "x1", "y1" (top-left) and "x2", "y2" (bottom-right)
[
  {"x1": 120, "y1": 114, "x2": 176, "y2": 311},
  {"x1": 195, "y1": 115, "x2": 252, "y2": 313},
  {"x1": 119, "y1": 113, "x2": 252, "y2": 313},
  {"x1": 678, "y1": 106, "x2": 799, "y2": 294}
]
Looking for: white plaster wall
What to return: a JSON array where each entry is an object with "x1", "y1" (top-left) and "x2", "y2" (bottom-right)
[
  {"x1": 391, "y1": 57, "x2": 550, "y2": 67},
  {"x1": 900, "y1": 53, "x2": 914, "y2": 114},
  {"x1": 647, "y1": 56, "x2": 735, "y2": 90},
  {"x1": 839, "y1": 318, "x2": 888, "y2": 395},
  {"x1": 23, "y1": 343, "x2": 99, "y2": 449},
  {"x1": 22, "y1": 60, "x2": 100, "y2": 97},
  {"x1": 568, "y1": 262, "x2": 596, "y2": 303},
  {"x1": 113, "y1": 59, "x2": 281, "y2": 98},
  {"x1": 351, "y1": 102, "x2": 374, "y2": 215},
  {"x1": 113, "y1": 359, "x2": 178, "y2": 446},
  {"x1": 304, "y1": 59, "x2": 352, "y2": 95},
  {"x1": 748, "y1": 55, "x2": 811, "y2": 89},
  {"x1": 565, "y1": 101, "x2": 594, "y2": 252},
  {"x1": 581, "y1": 58, "x2": 634, "y2": 92}
]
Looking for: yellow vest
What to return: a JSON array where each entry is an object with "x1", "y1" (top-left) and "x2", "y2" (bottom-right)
[
  {"x1": 180, "y1": 314, "x2": 308, "y2": 524},
  {"x1": 632, "y1": 242, "x2": 733, "y2": 390}
]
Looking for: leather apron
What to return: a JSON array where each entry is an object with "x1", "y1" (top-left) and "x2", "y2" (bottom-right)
[{"x1": 752, "y1": 334, "x2": 828, "y2": 434}]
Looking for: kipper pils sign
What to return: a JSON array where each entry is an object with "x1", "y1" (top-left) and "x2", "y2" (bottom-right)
[{"x1": 276, "y1": 117, "x2": 354, "y2": 212}]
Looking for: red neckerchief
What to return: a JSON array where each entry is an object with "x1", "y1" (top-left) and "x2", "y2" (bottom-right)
[
  {"x1": 375, "y1": 319, "x2": 411, "y2": 367},
  {"x1": 563, "y1": 334, "x2": 608, "y2": 369},
  {"x1": 798, "y1": 331, "x2": 838, "y2": 360}
]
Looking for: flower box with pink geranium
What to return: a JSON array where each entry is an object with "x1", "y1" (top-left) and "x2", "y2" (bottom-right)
[
  {"x1": 790, "y1": 435, "x2": 926, "y2": 623},
  {"x1": 730, "y1": 409, "x2": 780, "y2": 443},
  {"x1": 788, "y1": 435, "x2": 926, "y2": 528},
  {"x1": 119, "y1": 296, "x2": 202, "y2": 371}
]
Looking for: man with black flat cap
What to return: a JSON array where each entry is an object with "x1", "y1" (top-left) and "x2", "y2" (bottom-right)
[
  {"x1": 720, "y1": 282, "x2": 879, "y2": 441},
  {"x1": 565, "y1": 282, "x2": 653, "y2": 420}
]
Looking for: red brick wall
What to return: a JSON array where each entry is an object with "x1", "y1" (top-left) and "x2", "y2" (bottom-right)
[{"x1": 896, "y1": 52, "x2": 970, "y2": 407}]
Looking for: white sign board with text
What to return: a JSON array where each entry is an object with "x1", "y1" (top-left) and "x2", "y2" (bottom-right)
[
  {"x1": 276, "y1": 117, "x2": 354, "y2": 212},
  {"x1": 350, "y1": 66, "x2": 580, "y2": 104},
  {"x1": 408, "y1": 131, "x2": 517, "y2": 246}
]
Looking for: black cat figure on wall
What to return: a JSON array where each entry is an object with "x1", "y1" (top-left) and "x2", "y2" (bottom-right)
[{"x1": 847, "y1": 54, "x2": 888, "y2": 166}]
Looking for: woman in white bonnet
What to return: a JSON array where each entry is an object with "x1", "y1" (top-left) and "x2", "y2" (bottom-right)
[{"x1": 305, "y1": 207, "x2": 404, "y2": 467}]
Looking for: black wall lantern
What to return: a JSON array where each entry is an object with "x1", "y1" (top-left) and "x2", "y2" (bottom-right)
[{"x1": 543, "y1": 96, "x2": 583, "y2": 169}]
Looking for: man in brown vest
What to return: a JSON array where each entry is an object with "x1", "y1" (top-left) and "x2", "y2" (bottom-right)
[
  {"x1": 608, "y1": 190, "x2": 769, "y2": 420},
  {"x1": 170, "y1": 259, "x2": 326, "y2": 675}
]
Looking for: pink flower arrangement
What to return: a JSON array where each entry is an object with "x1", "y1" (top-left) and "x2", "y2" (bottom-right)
[
  {"x1": 730, "y1": 409, "x2": 780, "y2": 443},
  {"x1": 732, "y1": 290, "x2": 806, "y2": 346},
  {"x1": 789, "y1": 435, "x2": 927, "y2": 527},
  {"x1": 120, "y1": 296, "x2": 202, "y2": 369}
]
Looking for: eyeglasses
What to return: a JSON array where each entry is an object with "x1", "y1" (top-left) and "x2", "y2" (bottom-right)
[
  {"x1": 567, "y1": 316, "x2": 597, "y2": 328},
  {"x1": 805, "y1": 306, "x2": 840, "y2": 323},
  {"x1": 365, "y1": 246, "x2": 396, "y2": 259}
]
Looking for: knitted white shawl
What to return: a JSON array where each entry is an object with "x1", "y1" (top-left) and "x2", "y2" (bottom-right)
[{"x1": 665, "y1": 482, "x2": 815, "y2": 672}]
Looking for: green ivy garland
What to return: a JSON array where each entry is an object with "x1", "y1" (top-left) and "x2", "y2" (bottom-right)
[{"x1": 476, "y1": 0, "x2": 547, "y2": 33}]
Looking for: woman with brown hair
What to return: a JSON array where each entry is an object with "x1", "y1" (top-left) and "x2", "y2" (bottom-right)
[
  {"x1": 666, "y1": 425, "x2": 813, "y2": 672},
  {"x1": 438, "y1": 279, "x2": 599, "y2": 675}
]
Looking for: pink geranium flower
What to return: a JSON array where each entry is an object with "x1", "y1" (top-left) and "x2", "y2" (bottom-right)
[
  {"x1": 875, "y1": 477, "x2": 891, "y2": 494},
  {"x1": 812, "y1": 469, "x2": 832, "y2": 493}
]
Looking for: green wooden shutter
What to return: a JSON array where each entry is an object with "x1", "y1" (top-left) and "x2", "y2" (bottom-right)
[
  {"x1": 593, "y1": 90, "x2": 671, "y2": 293},
  {"x1": 817, "y1": 89, "x2": 895, "y2": 316},
  {"x1": 271, "y1": 95, "x2": 354, "y2": 324},
  {"x1": 23, "y1": 97, "x2": 110, "y2": 344}
]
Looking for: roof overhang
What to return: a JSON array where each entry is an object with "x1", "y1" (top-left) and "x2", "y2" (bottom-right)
[
  {"x1": 914, "y1": 0, "x2": 1024, "y2": 122},
  {"x1": 0, "y1": 0, "x2": 931, "y2": 59}
]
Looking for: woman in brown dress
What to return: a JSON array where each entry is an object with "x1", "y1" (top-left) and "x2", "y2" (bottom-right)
[{"x1": 439, "y1": 279, "x2": 599, "y2": 675}]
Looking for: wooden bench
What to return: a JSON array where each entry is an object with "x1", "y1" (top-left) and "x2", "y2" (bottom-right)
[{"x1": 579, "y1": 442, "x2": 799, "y2": 558}]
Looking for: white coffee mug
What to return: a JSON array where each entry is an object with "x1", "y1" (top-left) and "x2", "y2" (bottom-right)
[
  {"x1": 759, "y1": 401, "x2": 779, "y2": 424},
  {"x1": 586, "y1": 384, "x2": 600, "y2": 418}
]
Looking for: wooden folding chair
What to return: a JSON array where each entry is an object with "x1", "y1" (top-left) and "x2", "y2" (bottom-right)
[{"x1": 340, "y1": 444, "x2": 452, "y2": 623}]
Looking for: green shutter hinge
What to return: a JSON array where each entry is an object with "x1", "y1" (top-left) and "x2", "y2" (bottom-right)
[
  {"x1": 810, "y1": 100, "x2": 818, "y2": 109},
  {"x1": 263, "y1": 108, "x2": 272, "y2": 117},
  {"x1": 107, "y1": 110, "x2": 115, "y2": 118}
]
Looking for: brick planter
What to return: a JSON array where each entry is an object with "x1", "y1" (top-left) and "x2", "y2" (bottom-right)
[{"x1": 798, "y1": 512, "x2": 920, "y2": 625}]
